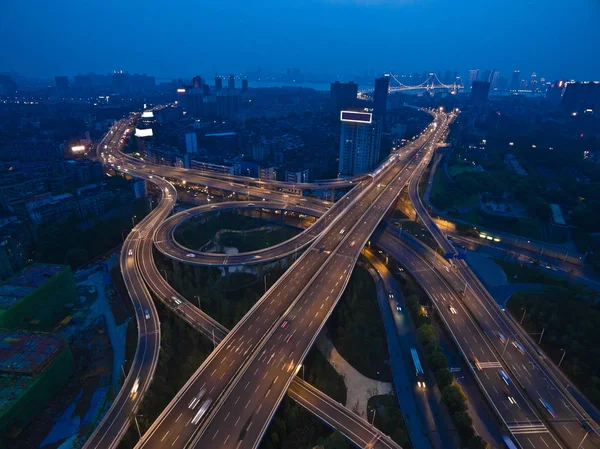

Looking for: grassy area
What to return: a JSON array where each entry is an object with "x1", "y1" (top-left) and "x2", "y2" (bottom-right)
[
  {"x1": 492, "y1": 258, "x2": 567, "y2": 286},
  {"x1": 176, "y1": 211, "x2": 290, "y2": 251},
  {"x1": 327, "y1": 264, "x2": 392, "y2": 382},
  {"x1": 219, "y1": 226, "x2": 299, "y2": 252},
  {"x1": 507, "y1": 290, "x2": 600, "y2": 409},
  {"x1": 367, "y1": 395, "x2": 412, "y2": 449}
]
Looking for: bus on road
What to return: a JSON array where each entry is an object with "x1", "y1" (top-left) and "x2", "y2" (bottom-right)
[{"x1": 411, "y1": 348, "x2": 426, "y2": 389}]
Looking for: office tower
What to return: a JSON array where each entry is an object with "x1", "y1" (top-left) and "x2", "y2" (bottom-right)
[
  {"x1": 111, "y1": 71, "x2": 129, "y2": 95},
  {"x1": 490, "y1": 70, "x2": 499, "y2": 89},
  {"x1": 470, "y1": 81, "x2": 491, "y2": 108},
  {"x1": 203, "y1": 84, "x2": 210, "y2": 96},
  {"x1": 509, "y1": 70, "x2": 521, "y2": 91},
  {"x1": 561, "y1": 81, "x2": 600, "y2": 114},
  {"x1": 242, "y1": 78, "x2": 248, "y2": 92},
  {"x1": 468, "y1": 70, "x2": 479, "y2": 89},
  {"x1": 55, "y1": 76, "x2": 69, "y2": 99},
  {"x1": 529, "y1": 72, "x2": 538, "y2": 90},
  {"x1": 338, "y1": 110, "x2": 381, "y2": 176},
  {"x1": 193, "y1": 76, "x2": 203, "y2": 88},
  {"x1": 228, "y1": 75, "x2": 235, "y2": 90},
  {"x1": 215, "y1": 76, "x2": 223, "y2": 91},
  {"x1": 373, "y1": 76, "x2": 389, "y2": 120},
  {"x1": 330, "y1": 81, "x2": 358, "y2": 111},
  {"x1": 546, "y1": 80, "x2": 566, "y2": 105}
]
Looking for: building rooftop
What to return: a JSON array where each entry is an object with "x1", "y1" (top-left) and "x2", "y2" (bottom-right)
[
  {"x1": 0, "y1": 331, "x2": 63, "y2": 375},
  {"x1": 0, "y1": 264, "x2": 64, "y2": 310}
]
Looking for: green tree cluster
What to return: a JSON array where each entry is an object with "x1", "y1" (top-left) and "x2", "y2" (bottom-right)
[
  {"x1": 404, "y1": 295, "x2": 488, "y2": 448},
  {"x1": 327, "y1": 265, "x2": 391, "y2": 381},
  {"x1": 508, "y1": 289, "x2": 600, "y2": 408}
]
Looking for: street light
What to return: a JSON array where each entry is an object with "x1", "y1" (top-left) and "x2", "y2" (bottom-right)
[
  {"x1": 558, "y1": 349, "x2": 567, "y2": 368},
  {"x1": 520, "y1": 308, "x2": 527, "y2": 324},
  {"x1": 264, "y1": 273, "x2": 271, "y2": 293},
  {"x1": 131, "y1": 216, "x2": 137, "y2": 227},
  {"x1": 194, "y1": 295, "x2": 201, "y2": 310}
]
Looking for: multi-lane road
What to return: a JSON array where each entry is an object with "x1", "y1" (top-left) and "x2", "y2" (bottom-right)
[
  {"x1": 407, "y1": 141, "x2": 600, "y2": 449},
  {"x1": 131, "y1": 114, "x2": 448, "y2": 449},
  {"x1": 95, "y1": 116, "x2": 435, "y2": 449}
]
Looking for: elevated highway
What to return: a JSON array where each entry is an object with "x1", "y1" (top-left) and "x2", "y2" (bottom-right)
[{"x1": 134, "y1": 114, "x2": 450, "y2": 449}]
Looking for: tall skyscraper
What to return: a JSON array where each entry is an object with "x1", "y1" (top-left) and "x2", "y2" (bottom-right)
[
  {"x1": 55, "y1": 76, "x2": 69, "y2": 99},
  {"x1": 490, "y1": 70, "x2": 500, "y2": 89},
  {"x1": 330, "y1": 81, "x2": 358, "y2": 111},
  {"x1": 242, "y1": 78, "x2": 248, "y2": 92},
  {"x1": 468, "y1": 70, "x2": 479, "y2": 89},
  {"x1": 529, "y1": 72, "x2": 538, "y2": 91},
  {"x1": 561, "y1": 81, "x2": 600, "y2": 114},
  {"x1": 215, "y1": 76, "x2": 223, "y2": 91},
  {"x1": 470, "y1": 81, "x2": 491, "y2": 109},
  {"x1": 228, "y1": 75, "x2": 235, "y2": 90},
  {"x1": 193, "y1": 75, "x2": 203, "y2": 88},
  {"x1": 373, "y1": 76, "x2": 389, "y2": 120},
  {"x1": 509, "y1": 70, "x2": 521, "y2": 91},
  {"x1": 338, "y1": 110, "x2": 381, "y2": 176}
]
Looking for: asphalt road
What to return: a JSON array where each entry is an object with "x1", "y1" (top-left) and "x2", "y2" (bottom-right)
[
  {"x1": 407, "y1": 152, "x2": 600, "y2": 449},
  {"x1": 133, "y1": 115, "x2": 446, "y2": 449}
]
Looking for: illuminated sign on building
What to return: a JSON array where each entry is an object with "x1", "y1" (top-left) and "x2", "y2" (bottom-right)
[
  {"x1": 135, "y1": 128, "x2": 153, "y2": 137},
  {"x1": 176, "y1": 88, "x2": 186, "y2": 93},
  {"x1": 141, "y1": 111, "x2": 154, "y2": 118},
  {"x1": 340, "y1": 111, "x2": 372, "y2": 124},
  {"x1": 71, "y1": 145, "x2": 86, "y2": 152}
]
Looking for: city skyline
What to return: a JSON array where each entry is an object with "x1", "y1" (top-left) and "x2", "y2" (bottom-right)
[{"x1": 1, "y1": 0, "x2": 599, "y2": 81}]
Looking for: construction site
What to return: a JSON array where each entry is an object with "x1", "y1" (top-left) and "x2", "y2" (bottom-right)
[{"x1": 0, "y1": 331, "x2": 75, "y2": 442}]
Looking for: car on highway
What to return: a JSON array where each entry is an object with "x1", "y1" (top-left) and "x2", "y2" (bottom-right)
[
  {"x1": 339, "y1": 228, "x2": 345, "y2": 235},
  {"x1": 388, "y1": 292, "x2": 394, "y2": 299},
  {"x1": 280, "y1": 320, "x2": 289, "y2": 329},
  {"x1": 504, "y1": 388, "x2": 517, "y2": 405},
  {"x1": 539, "y1": 398, "x2": 556, "y2": 418},
  {"x1": 171, "y1": 296, "x2": 182, "y2": 305},
  {"x1": 128, "y1": 249, "x2": 133, "y2": 257},
  {"x1": 130, "y1": 378, "x2": 140, "y2": 397},
  {"x1": 498, "y1": 332, "x2": 507, "y2": 344},
  {"x1": 191, "y1": 399, "x2": 212, "y2": 425},
  {"x1": 498, "y1": 369, "x2": 511, "y2": 385},
  {"x1": 471, "y1": 356, "x2": 482, "y2": 371},
  {"x1": 188, "y1": 389, "x2": 206, "y2": 409},
  {"x1": 186, "y1": 253, "x2": 196, "y2": 258},
  {"x1": 396, "y1": 303, "x2": 402, "y2": 312},
  {"x1": 512, "y1": 341, "x2": 525, "y2": 355},
  {"x1": 144, "y1": 310, "x2": 150, "y2": 320},
  {"x1": 448, "y1": 305, "x2": 458, "y2": 315},
  {"x1": 350, "y1": 240, "x2": 356, "y2": 247},
  {"x1": 319, "y1": 246, "x2": 325, "y2": 252}
]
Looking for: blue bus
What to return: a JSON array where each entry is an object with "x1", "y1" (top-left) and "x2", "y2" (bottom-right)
[
  {"x1": 503, "y1": 435, "x2": 518, "y2": 449},
  {"x1": 411, "y1": 348, "x2": 426, "y2": 389}
]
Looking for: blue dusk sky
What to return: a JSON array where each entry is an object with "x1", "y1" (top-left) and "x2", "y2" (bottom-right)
[{"x1": 1, "y1": 0, "x2": 598, "y2": 81}]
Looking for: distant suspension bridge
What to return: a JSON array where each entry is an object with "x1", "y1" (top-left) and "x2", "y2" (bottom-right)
[{"x1": 359, "y1": 72, "x2": 464, "y2": 97}]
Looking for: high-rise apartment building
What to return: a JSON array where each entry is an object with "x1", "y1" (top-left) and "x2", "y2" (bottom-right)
[
  {"x1": 468, "y1": 69, "x2": 479, "y2": 89},
  {"x1": 373, "y1": 76, "x2": 389, "y2": 120},
  {"x1": 509, "y1": 70, "x2": 521, "y2": 91},
  {"x1": 338, "y1": 110, "x2": 381, "y2": 176},
  {"x1": 228, "y1": 75, "x2": 235, "y2": 90},
  {"x1": 330, "y1": 81, "x2": 358, "y2": 112},
  {"x1": 215, "y1": 76, "x2": 223, "y2": 91},
  {"x1": 55, "y1": 76, "x2": 69, "y2": 99},
  {"x1": 470, "y1": 81, "x2": 491, "y2": 108}
]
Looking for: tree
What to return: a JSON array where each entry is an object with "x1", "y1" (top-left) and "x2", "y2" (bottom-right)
[
  {"x1": 453, "y1": 411, "x2": 474, "y2": 440},
  {"x1": 468, "y1": 435, "x2": 490, "y2": 449},
  {"x1": 434, "y1": 369, "x2": 454, "y2": 390},
  {"x1": 427, "y1": 350, "x2": 449, "y2": 371},
  {"x1": 442, "y1": 385, "x2": 467, "y2": 413},
  {"x1": 416, "y1": 324, "x2": 437, "y2": 344}
]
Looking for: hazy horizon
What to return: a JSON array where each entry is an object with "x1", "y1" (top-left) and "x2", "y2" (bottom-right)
[{"x1": 1, "y1": 0, "x2": 599, "y2": 82}]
